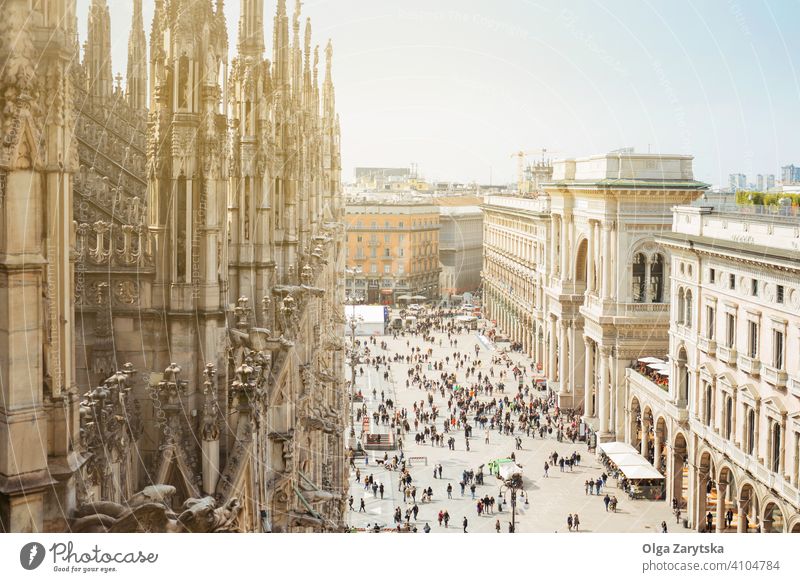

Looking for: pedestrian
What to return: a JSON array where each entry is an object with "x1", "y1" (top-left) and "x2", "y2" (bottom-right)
[
  {"x1": 379, "y1": 483, "x2": 384, "y2": 499},
  {"x1": 495, "y1": 519, "x2": 501, "y2": 533},
  {"x1": 470, "y1": 483, "x2": 476, "y2": 499},
  {"x1": 603, "y1": 493, "x2": 610, "y2": 511},
  {"x1": 444, "y1": 511, "x2": 450, "y2": 528},
  {"x1": 423, "y1": 522, "x2": 431, "y2": 533},
  {"x1": 543, "y1": 462, "x2": 549, "y2": 478},
  {"x1": 463, "y1": 516, "x2": 468, "y2": 533},
  {"x1": 359, "y1": 498, "x2": 366, "y2": 512},
  {"x1": 348, "y1": 495, "x2": 354, "y2": 510},
  {"x1": 706, "y1": 511, "x2": 713, "y2": 532},
  {"x1": 573, "y1": 514, "x2": 580, "y2": 532},
  {"x1": 661, "y1": 521, "x2": 668, "y2": 533},
  {"x1": 567, "y1": 514, "x2": 573, "y2": 531},
  {"x1": 447, "y1": 483, "x2": 453, "y2": 499},
  {"x1": 584, "y1": 480, "x2": 589, "y2": 495}
]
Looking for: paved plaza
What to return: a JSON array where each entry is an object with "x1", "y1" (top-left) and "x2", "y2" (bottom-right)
[{"x1": 346, "y1": 318, "x2": 681, "y2": 533}]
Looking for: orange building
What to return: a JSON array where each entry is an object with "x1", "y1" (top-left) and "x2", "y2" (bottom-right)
[{"x1": 345, "y1": 201, "x2": 440, "y2": 304}]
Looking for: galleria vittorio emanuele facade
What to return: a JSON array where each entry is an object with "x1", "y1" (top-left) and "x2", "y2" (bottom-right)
[
  {"x1": 483, "y1": 153, "x2": 800, "y2": 532},
  {"x1": 0, "y1": 0, "x2": 348, "y2": 533}
]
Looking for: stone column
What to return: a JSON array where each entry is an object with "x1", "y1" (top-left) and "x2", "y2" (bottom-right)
[
  {"x1": 641, "y1": 416, "x2": 649, "y2": 459},
  {"x1": 584, "y1": 337, "x2": 593, "y2": 416},
  {"x1": 548, "y1": 316, "x2": 557, "y2": 383},
  {"x1": 558, "y1": 320, "x2": 568, "y2": 395},
  {"x1": 587, "y1": 220, "x2": 595, "y2": 293},
  {"x1": 716, "y1": 481, "x2": 726, "y2": 532},
  {"x1": 599, "y1": 346, "x2": 610, "y2": 435},
  {"x1": 601, "y1": 224, "x2": 611, "y2": 299},
  {"x1": 560, "y1": 215, "x2": 569, "y2": 279},
  {"x1": 737, "y1": 501, "x2": 746, "y2": 533}
]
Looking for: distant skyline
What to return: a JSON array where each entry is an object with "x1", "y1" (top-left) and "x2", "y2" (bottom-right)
[{"x1": 76, "y1": 1, "x2": 800, "y2": 188}]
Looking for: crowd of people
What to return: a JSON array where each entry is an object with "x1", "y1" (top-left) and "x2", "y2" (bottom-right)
[{"x1": 345, "y1": 306, "x2": 660, "y2": 533}]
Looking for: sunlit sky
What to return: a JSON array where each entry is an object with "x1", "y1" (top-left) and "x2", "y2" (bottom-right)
[{"x1": 77, "y1": 1, "x2": 800, "y2": 187}]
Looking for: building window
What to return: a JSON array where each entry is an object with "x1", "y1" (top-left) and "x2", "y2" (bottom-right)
[
  {"x1": 729, "y1": 273, "x2": 736, "y2": 290},
  {"x1": 747, "y1": 320, "x2": 759, "y2": 359},
  {"x1": 650, "y1": 254, "x2": 664, "y2": 302},
  {"x1": 746, "y1": 408, "x2": 756, "y2": 455},
  {"x1": 384, "y1": 234, "x2": 390, "y2": 244},
  {"x1": 370, "y1": 264, "x2": 377, "y2": 274},
  {"x1": 677, "y1": 288, "x2": 685, "y2": 324},
  {"x1": 703, "y1": 382, "x2": 713, "y2": 426},
  {"x1": 399, "y1": 248, "x2": 405, "y2": 257},
  {"x1": 632, "y1": 253, "x2": 646, "y2": 302},
  {"x1": 777, "y1": 285, "x2": 785, "y2": 304},
  {"x1": 706, "y1": 305, "x2": 715, "y2": 340},
  {"x1": 726, "y1": 313, "x2": 736, "y2": 348},
  {"x1": 773, "y1": 329, "x2": 784, "y2": 370},
  {"x1": 709, "y1": 268, "x2": 716, "y2": 284},
  {"x1": 398, "y1": 264, "x2": 405, "y2": 274},
  {"x1": 398, "y1": 221, "x2": 404, "y2": 228},
  {"x1": 356, "y1": 235, "x2": 363, "y2": 243},
  {"x1": 751, "y1": 279, "x2": 759, "y2": 297},
  {"x1": 370, "y1": 248, "x2": 376, "y2": 258},
  {"x1": 356, "y1": 220, "x2": 363, "y2": 228},
  {"x1": 724, "y1": 396, "x2": 733, "y2": 440},
  {"x1": 684, "y1": 290, "x2": 693, "y2": 328},
  {"x1": 771, "y1": 422, "x2": 781, "y2": 473},
  {"x1": 356, "y1": 248, "x2": 364, "y2": 259},
  {"x1": 384, "y1": 248, "x2": 390, "y2": 257},
  {"x1": 383, "y1": 264, "x2": 390, "y2": 274},
  {"x1": 371, "y1": 221, "x2": 377, "y2": 229}
]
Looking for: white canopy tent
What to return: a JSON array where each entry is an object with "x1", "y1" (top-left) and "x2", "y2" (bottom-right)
[
  {"x1": 345, "y1": 305, "x2": 386, "y2": 336},
  {"x1": 597, "y1": 442, "x2": 663, "y2": 481}
]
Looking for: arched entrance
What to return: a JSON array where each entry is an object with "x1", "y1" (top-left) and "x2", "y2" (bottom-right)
[
  {"x1": 791, "y1": 522, "x2": 800, "y2": 533},
  {"x1": 575, "y1": 239, "x2": 588, "y2": 294},
  {"x1": 738, "y1": 483, "x2": 759, "y2": 533},
  {"x1": 641, "y1": 407, "x2": 654, "y2": 462},
  {"x1": 654, "y1": 417, "x2": 667, "y2": 475},
  {"x1": 629, "y1": 397, "x2": 641, "y2": 448},
  {"x1": 697, "y1": 450, "x2": 716, "y2": 532},
  {"x1": 763, "y1": 501, "x2": 785, "y2": 533},
  {"x1": 716, "y1": 466, "x2": 737, "y2": 532},
  {"x1": 671, "y1": 432, "x2": 688, "y2": 511}
]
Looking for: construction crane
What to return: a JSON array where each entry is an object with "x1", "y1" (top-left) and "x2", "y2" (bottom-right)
[{"x1": 510, "y1": 149, "x2": 558, "y2": 194}]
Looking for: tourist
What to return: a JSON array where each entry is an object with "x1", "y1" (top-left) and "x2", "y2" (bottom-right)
[{"x1": 462, "y1": 516, "x2": 468, "y2": 533}]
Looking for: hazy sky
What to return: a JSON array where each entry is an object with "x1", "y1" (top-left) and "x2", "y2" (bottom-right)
[{"x1": 77, "y1": 1, "x2": 800, "y2": 187}]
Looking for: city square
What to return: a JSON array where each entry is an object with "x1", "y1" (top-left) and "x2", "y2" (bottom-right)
[{"x1": 346, "y1": 312, "x2": 678, "y2": 533}]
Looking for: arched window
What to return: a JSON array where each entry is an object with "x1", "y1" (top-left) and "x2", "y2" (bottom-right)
[
  {"x1": 685, "y1": 290, "x2": 693, "y2": 328},
  {"x1": 632, "y1": 253, "x2": 646, "y2": 302},
  {"x1": 725, "y1": 396, "x2": 733, "y2": 440},
  {"x1": 704, "y1": 383, "x2": 713, "y2": 426},
  {"x1": 746, "y1": 408, "x2": 756, "y2": 455},
  {"x1": 650, "y1": 254, "x2": 664, "y2": 302},
  {"x1": 771, "y1": 422, "x2": 781, "y2": 473},
  {"x1": 677, "y1": 288, "x2": 685, "y2": 324}
]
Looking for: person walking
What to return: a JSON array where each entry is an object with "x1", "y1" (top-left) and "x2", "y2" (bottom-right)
[
  {"x1": 661, "y1": 521, "x2": 668, "y2": 533},
  {"x1": 348, "y1": 495, "x2": 354, "y2": 511},
  {"x1": 495, "y1": 519, "x2": 501, "y2": 533},
  {"x1": 444, "y1": 511, "x2": 450, "y2": 528},
  {"x1": 573, "y1": 514, "x2": 580, "y2": 532},
  {"x1": 470, "y1": 483, "x2": 476, "y2": 499},
  {"x1": 567, "y1": 514, "x2": 573, "y2": 531},
  {"x1": 603, "y1": 493, "x2": 610, "y2": 511},
  {"x1": 462, "y1": 516, "x2": 468, "y2": 533},
  {"x1": 447, "y1": 483, "x2": 453, "y2": 499},
  {"x1": 358, "y1": 498, "x2": 366, "y2": 512},
  {"x1": 379, "y1": 483, "x2": 384, "y2": 499},
  {"x1": 438, "y1": 510, "x2": 444, "y2": 527},
  {"x1": 543, "y1": 462, "x2": 549, "y2": 478}
]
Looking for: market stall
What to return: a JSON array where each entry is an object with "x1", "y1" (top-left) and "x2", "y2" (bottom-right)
[{"x1": 597, "y1": 442, "x2": 664, "y2": 500}]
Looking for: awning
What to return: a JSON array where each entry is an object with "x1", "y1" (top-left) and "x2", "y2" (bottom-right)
[
  {"x1": 396, "y1": 295, "x2": 412, "y2": 301},
  {"x1": 381, "y1": 289, "x2": 393, "y2": 294},
  {"x1": 638, "y1": 357, "x2": 665, "y2": 364},
  {"x1": 410, "y1": 295, "x2": 427, "y2": 300},
  {"x1": 597, "y1": 442, "x2": 664, "y2": 480}
]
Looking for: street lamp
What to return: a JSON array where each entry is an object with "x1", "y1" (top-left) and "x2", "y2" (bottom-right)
[{"x1": 500, "y1": 473, "x2": 524, "y2": 533}]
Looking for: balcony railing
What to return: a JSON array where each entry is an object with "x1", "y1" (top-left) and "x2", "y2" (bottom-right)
[
  {"x1": 737, "y1": 354, "x2": 760, "y2": 377},
  {"x1": 698, "y1": 337, "x2": 716, "y2": 357},
  {"x1": 717, "y1": 345, "x2": 737, "y2": 366},
  {"x1": 761, "y1": 364, "x2": 788, "y2": 388}
]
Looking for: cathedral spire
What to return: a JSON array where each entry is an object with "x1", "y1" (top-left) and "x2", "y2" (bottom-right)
[
  {"x1": 273, "y1": 0, "x2": 290, "y2": 90},
  {"x1": 126, "y1": 0, "x2": 148, "y2": 110},
  {"x1": 323, "y1": 39, "x2": 335, "y2": 119},
  {"x1": 239, "y1": 0, "x2": 265, "y2": 56},
  {"x1": 85, "y1": 0, "x2": 113, "y2": 101}
]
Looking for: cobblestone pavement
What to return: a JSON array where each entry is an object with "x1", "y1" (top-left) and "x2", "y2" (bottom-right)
[{"x1": 346, "y1": 320, "x2": 682, "y2": 533}]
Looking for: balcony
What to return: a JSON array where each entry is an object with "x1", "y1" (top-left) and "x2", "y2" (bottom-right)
[
  {"x1": 737, "y1": 354, "x2": 760, "y2": 377},
  {"x1": 761, "y1": 365, "x2": 788, "y2": 388},
  {"x1": 790, "y1": 377, "x2": 800, "y2": 399},
  {"x1": 367, "y1": 240, "x2": 379, "y2": 247},
  {"x1": 717, "y1": 345, "x2": 737, "y2": 366},
  {"x1": 698, "y1": 336, "x2": 716, "y2": 357}
]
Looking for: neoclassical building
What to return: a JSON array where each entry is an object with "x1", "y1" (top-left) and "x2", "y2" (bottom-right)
[
  {"x1": 1, "y1": 0, "x2": 348, "y2": 533},
  {"x1": 625, "y1": 205, "x2": 800, "y2": 532},
  {"x1": 484, "y1": 152, "x2": 706, "y2": 438}
]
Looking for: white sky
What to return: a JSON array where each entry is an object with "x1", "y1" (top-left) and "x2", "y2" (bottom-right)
[{"x1": 78, "y1": 1, "x2": 800, "y2": 188}]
